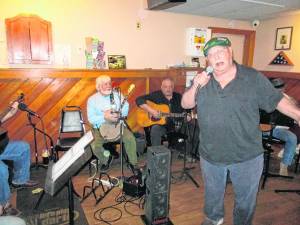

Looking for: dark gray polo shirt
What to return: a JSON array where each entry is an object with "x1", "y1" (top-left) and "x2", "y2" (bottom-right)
[{"x1": 196, "y1": 63, "x2": 283, "y2": 164}]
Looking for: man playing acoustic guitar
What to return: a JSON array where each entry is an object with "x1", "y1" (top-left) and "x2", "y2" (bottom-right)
[
  {"x1": 0, "y1": 99, "x2": 38, "y2": 217},
  {"x1": 87, "y1": 75, "x2": 138, "y2": 172},
  {"x1": 136, "y1": 77, "x2": 191, "y2": 147}
]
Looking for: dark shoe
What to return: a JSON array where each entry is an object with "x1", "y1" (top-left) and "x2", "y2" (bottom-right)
[
  {"x1": 3, "y1": 205, "x2": 22, "y2": 216},
  {"x1": 100, "y1": 156, "x2": 113, "y2": 172},
  {"x1": 177, "y1": 152, "x2": 184, "y2": 160},
  {"x1": 12, "y1": 180, "x2": 38, "y2": 189},
  {"x1": 110, "y1": 150, "x2": 119, "y2": 159}
]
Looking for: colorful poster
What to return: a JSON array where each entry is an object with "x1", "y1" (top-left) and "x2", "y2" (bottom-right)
[{"x1": 186, "y1": 28, "x2": 211, "y2": 56}]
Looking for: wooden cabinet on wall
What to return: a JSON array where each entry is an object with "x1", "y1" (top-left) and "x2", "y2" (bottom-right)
[{"x1": 5, "y1": 14, "x2": 53, "y2": 64}]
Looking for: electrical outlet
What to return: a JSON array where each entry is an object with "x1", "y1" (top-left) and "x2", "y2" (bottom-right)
[{"x1": 136, "y1": 22, "x2": 141, "y2": 30}]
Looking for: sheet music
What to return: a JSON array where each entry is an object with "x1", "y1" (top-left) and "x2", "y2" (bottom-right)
[{"x1": 51, "y1": 130, "x2": 94, "y2": 181}]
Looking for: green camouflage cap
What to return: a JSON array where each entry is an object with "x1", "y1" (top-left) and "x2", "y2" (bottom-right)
[{"x1": 203, "y1": 37, "x2": 231, "y2": 57}]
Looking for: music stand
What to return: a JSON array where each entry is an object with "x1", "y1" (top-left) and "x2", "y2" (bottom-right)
[
  {"x1": 35, "y1": 130, "x2": 94, "y2": 225},
  {"x1": 188, "y1": 117, "x2": 200, "y2": 161},
  {"x1": 27, "y1": 113, "x2": 54, "y2": 169},
  {"x1": 172, "y1": 116, "x2": 199, "y2": 188}
]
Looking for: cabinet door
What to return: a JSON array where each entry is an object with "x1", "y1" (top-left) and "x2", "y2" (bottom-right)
[
  {"x1": 5, "y1": 16, "x2": 31, "y2": 64},
  {"x1": 29, "y1": 17, "x2": 53, "y2": 64},
  {"x1": 5, "y1": 14, "x2": 53, "y2": 64}
]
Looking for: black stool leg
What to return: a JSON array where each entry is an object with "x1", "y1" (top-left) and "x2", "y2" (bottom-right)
[{"x1": 294, "y1": 153, "x2": 300, "y2": 173}]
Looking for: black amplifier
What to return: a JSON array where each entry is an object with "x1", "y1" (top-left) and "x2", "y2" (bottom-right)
[{"x1": 123, "y1": 174, "x2": 146, "y2": 197}]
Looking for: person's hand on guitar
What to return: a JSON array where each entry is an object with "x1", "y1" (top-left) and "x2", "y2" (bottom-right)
[
  {"x1": 186, "y1": 114, "x2": 192, "y2": 122},
  {"x1": 149, "y1": 108, "x2": 161, "y2": 119},
  {"x1": 104, "y1": 109, "x2": 120, "y2": 123}
]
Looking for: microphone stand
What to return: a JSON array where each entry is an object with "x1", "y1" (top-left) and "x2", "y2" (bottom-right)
[
  {"x1": 173, "y1": 116, "x2": 199, "y2": 188},
  {"x1": 115, "y1": 88, "x2": 132, "y2": 182},
  {"x1": 27, "y1": 113, "x2": 55, "y2": 170}
]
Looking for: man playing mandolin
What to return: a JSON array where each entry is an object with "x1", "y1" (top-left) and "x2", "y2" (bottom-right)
[
  {"x1": 87, "y1": 75, "x2": 138, "y2": 172},
  {"x1": 0, "y1": 99, "x2": 38, "y2": 217},
  {"x1": 136, "y1": 77, "x2": 191, "y2": 147}
]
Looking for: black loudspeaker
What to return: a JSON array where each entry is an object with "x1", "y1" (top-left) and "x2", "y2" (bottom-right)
[{"x1": 142, "y1": 145, "x2": 173, "y2": 225}]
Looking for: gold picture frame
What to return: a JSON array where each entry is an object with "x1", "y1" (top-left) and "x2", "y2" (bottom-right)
[
  {"x1": 275, "y1": 27, "x2": 293, "y2": 50},
  {"x1": 108, "y1": 55, "x2": 126, "y2": 69}
]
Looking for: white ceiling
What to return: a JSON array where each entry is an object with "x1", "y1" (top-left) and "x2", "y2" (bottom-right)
[{"x1": 164, "y1": 0, "x2": 300, "y2": 21}]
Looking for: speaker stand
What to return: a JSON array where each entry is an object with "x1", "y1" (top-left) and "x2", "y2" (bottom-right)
[{"x1": 141, "y1": 215, "x2": 174, "y2": 225}]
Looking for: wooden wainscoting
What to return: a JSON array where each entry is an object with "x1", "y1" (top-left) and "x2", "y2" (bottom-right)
[
  {"x1": 262, "y1": 70, "x2": 300, "y2": 103},
  {"x1": 0, "y1": 68, "x2": 189, "y2": 160},
  {"x1": 1, "y1": 68, "x2": 299, "y2": 161}
]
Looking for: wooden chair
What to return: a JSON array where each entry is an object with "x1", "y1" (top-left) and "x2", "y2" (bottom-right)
[{"x1": 294, "y1": 152, "x2": 300, "y2": 173}]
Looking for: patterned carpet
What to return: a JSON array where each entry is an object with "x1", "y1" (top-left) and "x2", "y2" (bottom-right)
[{"x1": 16, "y1": 168, "x2": 88, "y2": 225}]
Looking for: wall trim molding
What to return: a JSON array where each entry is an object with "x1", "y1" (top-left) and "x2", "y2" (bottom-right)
[{"x1": 260, "y1": 70, "x2": 300, "y2": 80}]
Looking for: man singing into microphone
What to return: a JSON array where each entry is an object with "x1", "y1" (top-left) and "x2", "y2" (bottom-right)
[
  {"x1": 181, "y1": 37, "x2": 300, "y2": 225},
  {"x1": 87, "y1": 75, "x2": 138, "y2": 172},
  {"x1": 0, "y1": 101, "x2": 38, "y2": 217}
]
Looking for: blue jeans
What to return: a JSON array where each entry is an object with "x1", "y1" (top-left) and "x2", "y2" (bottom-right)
[
  {"x1": 200, "y1": 154, "x2": 264, "y2": 225},
  {"x1": 150, "y1": 125, "x2": 167, "y2": 146},
  {"x1": 0, "y1": 141, "x2": 31, "y2": 205},
  {"x1": 272, "y1": 127, "x2": 297, "y2": 165}
]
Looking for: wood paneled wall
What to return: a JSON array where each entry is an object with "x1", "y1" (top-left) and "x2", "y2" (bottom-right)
[
  {"x1": 0, "y1": 68, "x2": 189, "y2": 160},
  {"x1": 0, "y1": 68, "x2": 299, "y2": 161},
  {"x1": 262, "y1": 70, "x2": 300, "y2": 103}
]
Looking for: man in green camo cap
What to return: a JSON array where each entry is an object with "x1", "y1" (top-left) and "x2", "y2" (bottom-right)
[
  {"x1": 203, "y1": 37, "x2": 231, "y2": 57},
  {"x1": 182, "y1": 35, "x2": 300, "y2": 225}
]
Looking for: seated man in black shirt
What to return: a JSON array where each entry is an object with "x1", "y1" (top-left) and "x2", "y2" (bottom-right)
[
  {"x1": 0, "y1": 101, "x2": 38, "y2": 217},
  {"x1": 136, "y1": 77, "x2": 190, "y2": 147}
]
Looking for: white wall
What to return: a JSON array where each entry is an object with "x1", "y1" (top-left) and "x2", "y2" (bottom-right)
[
  {"x1": 0, "y1": 0, "x2": 252, "y2": 69},
  {"x1": 254, "y1": 12, "x2": 300, "y2": 72}
]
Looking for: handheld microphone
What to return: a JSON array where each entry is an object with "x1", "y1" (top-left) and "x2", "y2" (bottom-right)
[
  {"x1": 194, "y1": 66, "x2": 213, "y2": 100},
  {"x1": 18, "y1": 103, "x2": 40, "y2": 117},
  {"x1": 205, "y1": 66, "x2": 214, "y2": 76}
]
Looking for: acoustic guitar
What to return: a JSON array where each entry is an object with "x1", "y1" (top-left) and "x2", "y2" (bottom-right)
[{"x1": 136, "y1": 101, "x2": 186, "y2": 127}]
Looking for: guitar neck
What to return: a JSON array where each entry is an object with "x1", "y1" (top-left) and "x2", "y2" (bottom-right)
[
  {"x1": 160, "y1": 112, "x2": 185, "y2": 118},
  {"x1": 0, "y1": 107, "x2": 12, "y2": 123}
]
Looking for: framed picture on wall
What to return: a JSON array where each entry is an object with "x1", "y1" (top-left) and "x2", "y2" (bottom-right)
[
  {"x1": 108, "y1": 55, "x2": 126, "y2": 69},
  {"x1": 275, "y1": 27, "x2": 293, "y2": 50}
]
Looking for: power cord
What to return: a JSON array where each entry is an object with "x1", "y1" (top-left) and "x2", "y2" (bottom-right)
[{"x1": 93, "y1": 187, "x2": 145, "y2": 224}]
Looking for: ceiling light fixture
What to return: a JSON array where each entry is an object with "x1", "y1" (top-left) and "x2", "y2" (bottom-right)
[{"x1": 240, "y1": 0, "x2": 285, "y2": 8}]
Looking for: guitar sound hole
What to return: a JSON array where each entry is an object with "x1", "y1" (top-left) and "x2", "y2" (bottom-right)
[{"x1": 150, "y1": 117, "x2": 160, "y2": 122}]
